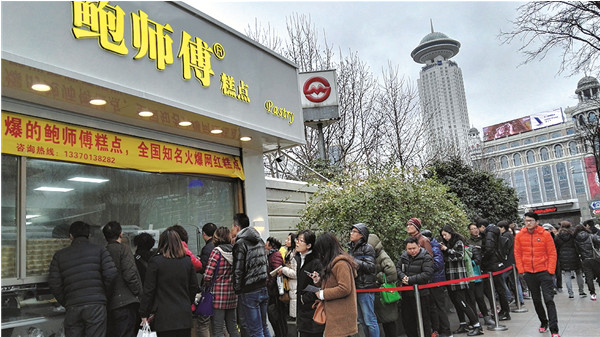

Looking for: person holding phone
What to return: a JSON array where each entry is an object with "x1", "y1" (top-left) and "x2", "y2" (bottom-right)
[{"x1": 294, "y1": 230, "x2": 324, "y2": 337}]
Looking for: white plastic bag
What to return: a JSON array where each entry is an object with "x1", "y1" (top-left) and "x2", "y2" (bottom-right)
[{"x1": 137, "y1": 323, "x2": 157, "y2": 337}]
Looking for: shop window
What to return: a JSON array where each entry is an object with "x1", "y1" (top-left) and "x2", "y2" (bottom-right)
[
  {"x1": 554, "y1": 144, "x2": 564, "y2": 158},
  {"x1": 513, "y1": 153, "x2": 522, "y2": 166},
  {"x1": 569, "y1": 141, "x2": 578, "y2": 155},
  {"x1": 540, "y1": 147, "x2": 550, "y2": 161},
  {"x1": 1, "y1": 155, "x2": 18, "y2": 279},
  {"x1": 4, "y1": 155, "x2": 238, "y2": 280},
  {"x1": 500, "y1": 156, "x2": 509, "y2": 169},
  {"x1": 526, "y1": 150, "x2": 535, "y2": 164}
]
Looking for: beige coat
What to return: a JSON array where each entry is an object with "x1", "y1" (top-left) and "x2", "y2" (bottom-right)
[
  {"x1": 322, "y1": 254, "x2": 358, "y2": 337},
  {"x1": 281, "y1": 249, "x2": 298, "y2": 318}
]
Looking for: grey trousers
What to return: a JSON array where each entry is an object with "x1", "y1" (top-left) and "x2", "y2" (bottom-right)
[{"x1": 64, "y1": 304, "x2": 107, "y2": 337}]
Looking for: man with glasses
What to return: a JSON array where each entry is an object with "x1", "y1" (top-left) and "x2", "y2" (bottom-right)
[
  {"x1": 349, "y1": 223, "x2": 380, "y2": 337},
  {"x1": 514, "y1": 212, "x2": 560, "y2": 337}
]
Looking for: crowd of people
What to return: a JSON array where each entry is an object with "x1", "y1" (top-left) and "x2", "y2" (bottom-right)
[{"x1": 47, "y1": 212, "x2": 600, "y2": 337}]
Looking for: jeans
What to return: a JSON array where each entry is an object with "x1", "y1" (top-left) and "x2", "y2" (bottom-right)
[
  {"x1": 524, "y1": 271, "x2": 558, "y2": 334},
  {"x1": 238, "y1": 287, "x2": 271, "y2": 337},
  {"x1": 212, "y1": 308, "x2": 240, "y2": 337},
  {"x1": 562, "y1": 269, "x2": 585, "y2": 296},
  {"x1": 356, "y1": 292, "x2": 379, "y2": 337},
  {"x1": 64, "y1": 304, "x2": 107, "y2": 337}
]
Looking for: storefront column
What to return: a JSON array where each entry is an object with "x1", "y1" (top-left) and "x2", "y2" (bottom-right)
[{"x1": 242, "y1": 148, "x2": 270, "y2": 238}]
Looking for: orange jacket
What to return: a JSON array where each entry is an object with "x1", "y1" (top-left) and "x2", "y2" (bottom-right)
[{"x1": 514, "y1": 225, "x2": 557, "y2": 274}]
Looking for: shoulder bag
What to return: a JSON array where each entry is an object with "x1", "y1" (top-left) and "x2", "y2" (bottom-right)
[
  {"x1": 194, "y1": 252, "x2": 220, "y2": 316},
  {"x1": 379, "y1": 273, "x2": 401, "y2": 304}
]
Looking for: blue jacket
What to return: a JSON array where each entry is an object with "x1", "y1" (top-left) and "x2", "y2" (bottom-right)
[{"x1": 429, "y1": 237, "x2": 446, "y2": 283}]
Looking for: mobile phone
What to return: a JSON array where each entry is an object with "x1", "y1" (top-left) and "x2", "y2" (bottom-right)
[{"x1": 304, "y1": 270, "x2": 313, "y2": 275}]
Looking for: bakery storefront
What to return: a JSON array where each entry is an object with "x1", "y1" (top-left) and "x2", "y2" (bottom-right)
[{"x1": 1, "y1": 2, "x2": 304, "y2": 335}]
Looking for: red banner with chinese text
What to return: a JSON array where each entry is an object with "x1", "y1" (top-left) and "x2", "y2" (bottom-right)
[{"x1": 1, "y1": 112, "x2": 245, "y2": 180}]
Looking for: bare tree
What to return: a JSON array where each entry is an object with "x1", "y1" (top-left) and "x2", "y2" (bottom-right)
[
  {"x1": 500, "y1": 1, "x2": 600, "y2": 76},
  {"x1": 244, "y1": 18, "x2": 284, "y2": 53}
]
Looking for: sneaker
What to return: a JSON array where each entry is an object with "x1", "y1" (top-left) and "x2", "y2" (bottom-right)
[
  {"x1": 539, "y1": 325, "x2": 548, "y2": 333},
  {"x1": 557, "y1": 288, "x2": 563, "y2": 293},
  {"x1": 498, "y1": 312, "x2": 511, "y2": 321},
  {"x1": 580, "y1": 292, "x2": 587, "y2": 297},
  {"x1": 569, "y1": 294, "x2": 574, "y2": 299},
  {"x1": 591, "y1": 294, "x2": 597, "y2": 301},
  {"x1": 551, "y1": 334, "x2": 560, "y2": 337}
]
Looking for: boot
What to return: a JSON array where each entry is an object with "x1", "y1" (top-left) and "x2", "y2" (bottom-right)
[
  {"x1": 483, "y1": 315, "x2": 495, "y2": 326},
  {"x1": 454, "y1": 323, "x2": 469, "y2": 334},
  {"x1": 467, "y1": 326, "x2": 484, "y2": 336}
]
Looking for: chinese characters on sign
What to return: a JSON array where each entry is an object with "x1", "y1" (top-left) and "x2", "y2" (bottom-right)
[
  {"x1": 2, "y1": 112, "x2": 245, "y2": 179},
  {"x1": 71, "y1": 1, "x2": 250, "y2": 103}
]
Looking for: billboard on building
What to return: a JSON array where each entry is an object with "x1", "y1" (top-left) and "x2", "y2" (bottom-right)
[
  {"x1": 530, "y1": 108, "x2": 564, "y2": 130},
  {"x1": 482, "y1": 108, "x2": 564, "y2": 141},
  {"x1": 482, "y1": 117, "x2": 531, "y2": 141},
  {"x1": 585, "y1": 156, "x2": 600, "y2": 199}
]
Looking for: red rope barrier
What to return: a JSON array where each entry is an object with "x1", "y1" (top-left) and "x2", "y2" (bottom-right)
[{"x1": 355, "y1": 265, "x2": 513, "y2": 293}]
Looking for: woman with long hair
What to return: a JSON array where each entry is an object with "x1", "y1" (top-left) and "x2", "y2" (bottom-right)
[
  {"x1": 310, "y1": 232, "x2": 358, "y2": 337},
  {"x1": 203, "y1": 227, "x2": 240, "y2": 337},
  {"x1": 294, "y1": 230, "x2": 323, "y2": 337},
  {"x1": 140, "y1": 229, "x2": 199, "y2": 337},
  {"x1": 279, "y1": 232, "x2": 298, "y2": 320},
  {"x1": 439, "y1": 225, "x2": 484, "y2": 336}
]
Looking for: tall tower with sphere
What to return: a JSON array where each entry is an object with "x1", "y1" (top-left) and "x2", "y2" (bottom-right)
[{"x1": 412, "y1": 22, "x2": 471, "y2": 161}]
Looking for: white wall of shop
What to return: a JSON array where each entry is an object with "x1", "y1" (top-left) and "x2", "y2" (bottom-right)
[{"x1": 265, "y1": 178, "x2": 318, "y2": 242}]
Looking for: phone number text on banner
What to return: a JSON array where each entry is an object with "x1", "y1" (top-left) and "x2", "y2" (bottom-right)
[{"x1": 1, "y1": 112, "x2": 245, "y2": 180}]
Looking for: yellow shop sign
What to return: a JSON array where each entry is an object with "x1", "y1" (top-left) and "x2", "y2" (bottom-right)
[{"x1": 1, "y1": 112, "x2": 245, "y2": 180}]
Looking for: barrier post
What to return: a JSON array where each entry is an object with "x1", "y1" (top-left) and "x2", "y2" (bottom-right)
[
  {"x1": 486, "y1": 272, "x2": 508, "y2": 331},
  {"x1": 414, "y1": 284, "x2": 425, "y2": 337},
  {"x1": 510, "y1": 264, "x2": 528, "y2": 313}
]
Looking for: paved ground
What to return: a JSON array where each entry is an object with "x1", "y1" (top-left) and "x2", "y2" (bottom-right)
[{"x1": 478, "y1": 291, "x2": 599, "y2": 337}]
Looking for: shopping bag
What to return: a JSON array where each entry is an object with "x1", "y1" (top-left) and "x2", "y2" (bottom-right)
[
  {"x1": 379, "y1": 273, "x2": 401, "y2": 304},
  {"x1": 312, "y1": 300, "x2": 325, "y2": 325},
  {"x1": 137, "y1": 323, "x2": 157, "y2": 337}
]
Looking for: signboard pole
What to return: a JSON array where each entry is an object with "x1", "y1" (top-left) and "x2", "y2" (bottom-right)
[{"x1": 317, "y1": 122, "x2": 326, "y2": 160}]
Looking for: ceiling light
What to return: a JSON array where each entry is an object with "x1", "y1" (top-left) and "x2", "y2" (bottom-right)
[
  {"x1": 179, "y1": 121, "x2": 192, "y2": 127},
  {"x1": 89, "y1": 98, "x2": 107, "y2": 106},
  {"x1": 34, "y1": 187, "x2": 73, "y2": 192},
  {"x1": 68, "y1": 177, "x2": 109, "y2": 184},
  {"x1": 210, "y1": 129, "x2": 223, "y2": 134},
  {"x1": 138, "y1": 111, "x2": 154, "y2": 117},
  {"x1": 31, "y1": 83, "x2": 51, "y2": 92},
  {"x1": 26, "y1": 215, "x2": 41, "y2": 219},
  {"x1": 240, "y1": 136, "x2": 252, "y2": 142}
]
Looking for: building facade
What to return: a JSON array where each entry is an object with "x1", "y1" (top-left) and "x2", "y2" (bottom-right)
[
  {"x1": 1, "y1": 2, "x2": 304, "y2": 335},
  {"x1": 412, "y1": 25, "x2": 471, "y2": 160}
]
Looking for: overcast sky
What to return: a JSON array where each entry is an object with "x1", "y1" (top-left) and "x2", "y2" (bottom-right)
[{"x1": 197, "y1": 1, "x2": 582, "y2": 130}]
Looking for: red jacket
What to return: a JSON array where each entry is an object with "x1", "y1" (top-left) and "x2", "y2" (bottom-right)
[
  {"x1": 182, "y1": 241, "x2": 202, "y2": 272},
  {"x1": 514, "y1": 226, "x2": 557, "y2": 274}
]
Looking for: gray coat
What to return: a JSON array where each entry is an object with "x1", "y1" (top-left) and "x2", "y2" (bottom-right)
[{"x1": 106, "y1": 240, "x2": 143, "y2": 310}]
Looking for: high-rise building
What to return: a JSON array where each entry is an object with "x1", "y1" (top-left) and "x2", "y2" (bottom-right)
[{"x1": 412, "y1": 23, "x2": 470, "y2": 160}]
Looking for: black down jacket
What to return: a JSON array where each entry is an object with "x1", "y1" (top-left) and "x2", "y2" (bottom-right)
[
  {"x1": 48, "y1": 237, "x2": 117, "y2": 307},
  {"x1": 554, "y1": 231, "x2": 581, "y2": 271},
  {"x1": 574, "y1": 230, "x2": 600, "y2": 260},
  {"x1": 349, "y1": 223, "x2": 378, "y2": 289},
  {"x1": 397, "y1": 247, "x2": 433, "y2": 297},
  {"x1": 233, "y1": 227, "x2": 268, "y2": 294},
  {"x1": 481, "y1": 225, "x2": 504, "y2": 272}
]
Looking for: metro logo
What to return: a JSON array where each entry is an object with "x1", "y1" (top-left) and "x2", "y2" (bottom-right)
[{"x1": 303, "y1": 76, "x2": 331, "y2": 103}]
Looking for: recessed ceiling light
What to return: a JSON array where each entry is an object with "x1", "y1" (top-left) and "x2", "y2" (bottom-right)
[
  {"x1": 31, "y1": 83, "x2": 51, "y2": 92},
  {"x1": 34, "y1": 186, "x2": 73, "y2": 192},
  {"x1": 26, "y1": 215, "x2": 41, "y2": 219},
  {"x1": 179, "y1": 121, "x2": 192, "y2": 126},
  {"x1": 139, "y1": 111, "x2": 154, "y2": 117},
  {"x1": 68, "y1": 177, "x2": 109, "y2": 184},
  {"x1": 211, "y1": 129, "x2": 223, "y2": 134},
  {"x1": 240, "y1": 136, "x2": 252, "y2": 142},
  {"x1": 89, "y1": 99, "x2": 107, "y2": 106}
]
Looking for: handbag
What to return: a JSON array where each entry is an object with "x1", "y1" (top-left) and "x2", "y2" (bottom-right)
[
  {"x1": 194, "y1": 252, "x2": 220, "y2": 316},
  {"x1": 312, "y1": 300, "x2": 325, "y2": 325},
  {"x1": 379, "y1": 273, "x2": 401, "y2": 304},
  {"x1": 137, "y1": 322, "x2": 157, "y2": 337}
]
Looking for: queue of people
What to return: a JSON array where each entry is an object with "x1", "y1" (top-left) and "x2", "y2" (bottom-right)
[{"x1": 47, "y1": 212, "x2": 600, "y2": 337}]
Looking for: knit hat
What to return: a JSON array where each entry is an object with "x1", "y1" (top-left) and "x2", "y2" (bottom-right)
[{"x1": 407, "y1": 218, "x2": 422, "y2": 231}]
